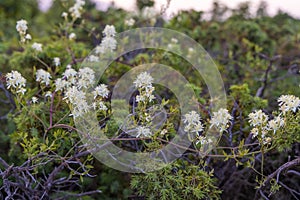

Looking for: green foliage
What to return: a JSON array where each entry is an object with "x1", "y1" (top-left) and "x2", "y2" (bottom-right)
[
  {"x1": 0, "y1": 1, "x2": 299, "y2": 199},
  {"x1": 131, "y1": 161, "x2": 221, "y2": 199}
]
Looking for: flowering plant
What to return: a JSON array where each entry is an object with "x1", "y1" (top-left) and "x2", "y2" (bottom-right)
[{"x1": 0, "y1": 1, "x2": 299, "y2": 199}]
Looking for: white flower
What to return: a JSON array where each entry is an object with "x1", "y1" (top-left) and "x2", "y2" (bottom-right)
[
  {"x1": 267, "y1": 116, "x2": 284, "y2": 133},
  {"x1": 125, "y1": 18, "x2": 135, "y2": 26},
  {"x1": 98, "y1": 101, "x2": 108, "y2": 111},
  {"x1": 136, "y1": 95, "x2": 145, "y2": 103},
  {"x1": 184, "y1": 111, "x2": 204, "y2": 133},
  {"x1": 53, "y1": 57, "x2": 60, "y2": 66},
  {"x1": 88, "y1": 55, "x2": 99, "y2": 62},
  {"x1": 69, "y1": 0, "x2": 85, "y2": 19},
  {"x1": 77, "y1": 67, "x2": 95, "y2": 89},
  {"x1": 6, "y1": 71, "x2": 26, "y2": 89},
  {"x1": 103, "y1": 25, "x2": 116, "y2": 37},
  {"x1": 210, "y1": 108, "x2": 232, "y2": 132},
  {"x1": 93, "y1": 84, "x2": 109, "y2": 99},
  {"x1": 45, "y1": 91, "x2": 52, "y2": 98},
  {"x1": 32, "y1": 42, "x2": 42, "y2": 52},
  {"x1": 100, "y1": 37, "x2": 117, "y2": 52},
  {"x1": 184, "y1": 111, "x2": 201, "y2": 125},
  {"x1": 36, "y1": 69, "x2": 51, "y2": 85},
  {"x1": 31, "y1": 97, "x2": 38, "y2": 104},
  {"x1": 278, "y1": 95, "x2": 300, "y2": 113},
  {"x1": 64, "y1": 86, "x2": 89, "y2": 117},
  {"x1": 55, "y1": 78, "x2": 69, "y2": 91},
  {"x1": 133, "y1": 72, "x2": 155, "y2": 103},
  {"x1": 16, "y1": 88, "x2": 27, "y2": 95},
  {"x1": 171, "y1": 38, "x2": 178, "y2": 43},
  {"x1": 69, "y1": 33, "x2": 76, "y2": 40},
  {"x1": 16, "y1": 19, "x2": 28, "y2": 34},
  {"x1": 92, "y1": 101, "x2": 107, "y2": 111},
  {"x1": 95, "y1": 45, "x2": 105, "y2": 54},
  {"x1": 63, "y1": 67, "x2": 77, "y2": 79},
  {"x1": 136, "y1": 126, "x2": 152, "y2": 137},
  {"x1": 196, "y1": 136, "x2": 212, "y2": 146},
  {"x1": 25, "y1": 34, "x2": 32, "y2": 40},
  {"x1": 134, "y1": 72, "x2": 153, "y2": 89},
  {"x1": 61, "y1": 12, "x2": 68, "y2": 18},
  {"x1": 251, "y1": 127, "x2": 259, "y2": 139},
  {"x1": 248, "y1": 110, "x2": 268, "y2": 127}
]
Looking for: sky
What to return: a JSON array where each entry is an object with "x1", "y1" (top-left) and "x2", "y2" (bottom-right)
[{"x1": 39, "y1": 0, "x2": 300, "y2": 19}]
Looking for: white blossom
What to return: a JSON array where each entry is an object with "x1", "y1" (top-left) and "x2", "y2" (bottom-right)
[
  {"x1": 53, "y1": 57, "x2": 60, "y2": 66},
  {"x1": 45, "y1": 91, "x2": 52, "y2": 98},
  {"x1": 61, "y1": 12, "x2": 68, "y2": 18},
  {"x1": 251, "y1": 127, "x2": 259, "y2": 139},
  {"x1": 278, "y1": 95, "x2": 300, "y2": 113},
  {"x1": 63, "y1": 67, "x2": 77, "y2": 79},
  {"x1": 136, "y1": 126, "x2": 152, "y2": 137},
  {"x1": 134, "y1": 72, "x2": 155, "y2": 103},
  {"x1": 16, "y1": 19, "x2": 28, "y2": 35},
  {"x1": 184, "y1": 111, "x2": 204, "y2": 133},
  {"x1": 69, "y1": 33, "x2": 76, "y2": 40},
  {"x1": 93, "y1": 84, "x2": 109, "y2": 99},
  {"x1": 248, "y1": 110, "x2": 268, "y2": 127},
  {"x1": 36, "y1": 69, "x2": 51, "y2": 85},
  {"x1": 134, "y1": 72, "x2": 153, "y2": 89},
  {"x1": 171, "y1": 38, "x2": 178, "y2": 43},
  {"x1": 6, "y1": 71, "x2": 26, "y2": 90},
  {"x1": 55, "y1": 78, "x2": 69, "y2": 91},
  {"x1": 32, "y1": 42, "x2": 42, "y2": 52},
  {"x1": 77, "y1": 67, "x2": 95, "y2": 89},
  {"x1": 64, "y1": 86, "x2": 89, "y2": 117},
  {"x1": 31, "y1": 97, "x2": 38, "y2": 104},
  {"x1": 210, "y1": 108, "x2": 232, "y2": 132},
  {"x1": 16, "y1": 88, "x2": 27, "y2": 95},
  {"x1": 69, "y1": 0, "x2": 85, "y2": 19},
  {"x1": 100, "y1": 37, "x2": 117, "y2": 52},
  {"x1": 98, "y1": 101, "x2": 108, "y2": 111},
  {"x1": 88, "y1": 55, "x2": 99, "y2": 62},
  {"x1": 125, "y1": 18, "x2": 135, "y2": 26},
  {"x1": 196, "y1": 136, "x2": 213, "y2": 146},
  {"x1": 267, "y1": 116, "x2": 284, "y2": 133},
  {"x1": 25, "y1": 34, "x2": 32, "y2": 40},
  {"x1": 103, "y1": 25, "x2": 116, "y2": 37}
]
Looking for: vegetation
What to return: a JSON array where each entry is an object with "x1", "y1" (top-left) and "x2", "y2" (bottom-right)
[{"x1": 0, "y1": 0, "x2": 299, "y2": 199}]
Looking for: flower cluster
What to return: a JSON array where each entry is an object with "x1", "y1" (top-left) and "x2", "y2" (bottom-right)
[
  {"x1": 248, "y1": 110, "x2": 268, "y2": 127},
  {"x1": 95, "y1": 25, "x2": 117, "y2": 54},
  {"x1": 53, "y1": 57, "x2": 61, "y2": 67},
  {"x1": 248, "y1": 109, "x2": 285, "y2": 145},
  {"x1": 92, "y1": 84, "x2": 110, "y2": 111},
  {"x1": 54, "y1": 65, "x2": 109, "y2": 117},
  {"x1": 183, "y1": 111, "x2": 204, "y2": 134},
  {"x1": 133, "y1": 72, "x2": 155, "y2": 103},
  {"x1": 36, "y1": 69, "x2": 51, "y2": 86},
  {"x1": 210, "y1": 108, "x2": 232, "y2": 132},
  {"x1": 64, "y1": 86, "x2": 89, "y2": 117},
  {"x1": 5, "y1": 71, "x2": 27, "y2": 95},
  {"x1": 69, "y1": 0, "x2": 85, "y2": 20},
  {"x1": 278, "y1": 95, "x2": 300, "y2": 113},
  {"x1": 125, "y1": 18, "x2": 135, "y2": 26},
  {"x1": 136, "y1": 126, "x2": 152, "y2": 138},
  {"x1": 196, "y1": 136, "x2": 213, "y2": 146},
  {"x1": 16, "y1": 19, "x2": 31, "y2": 43},
  {"x1": 32, "y1": 42, "x2": 43, "y2": 52}
]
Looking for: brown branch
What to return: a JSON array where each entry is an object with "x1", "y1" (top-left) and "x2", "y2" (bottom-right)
[{"x1": 256, "y1": 157, "x2": 300, "y2": 198}]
